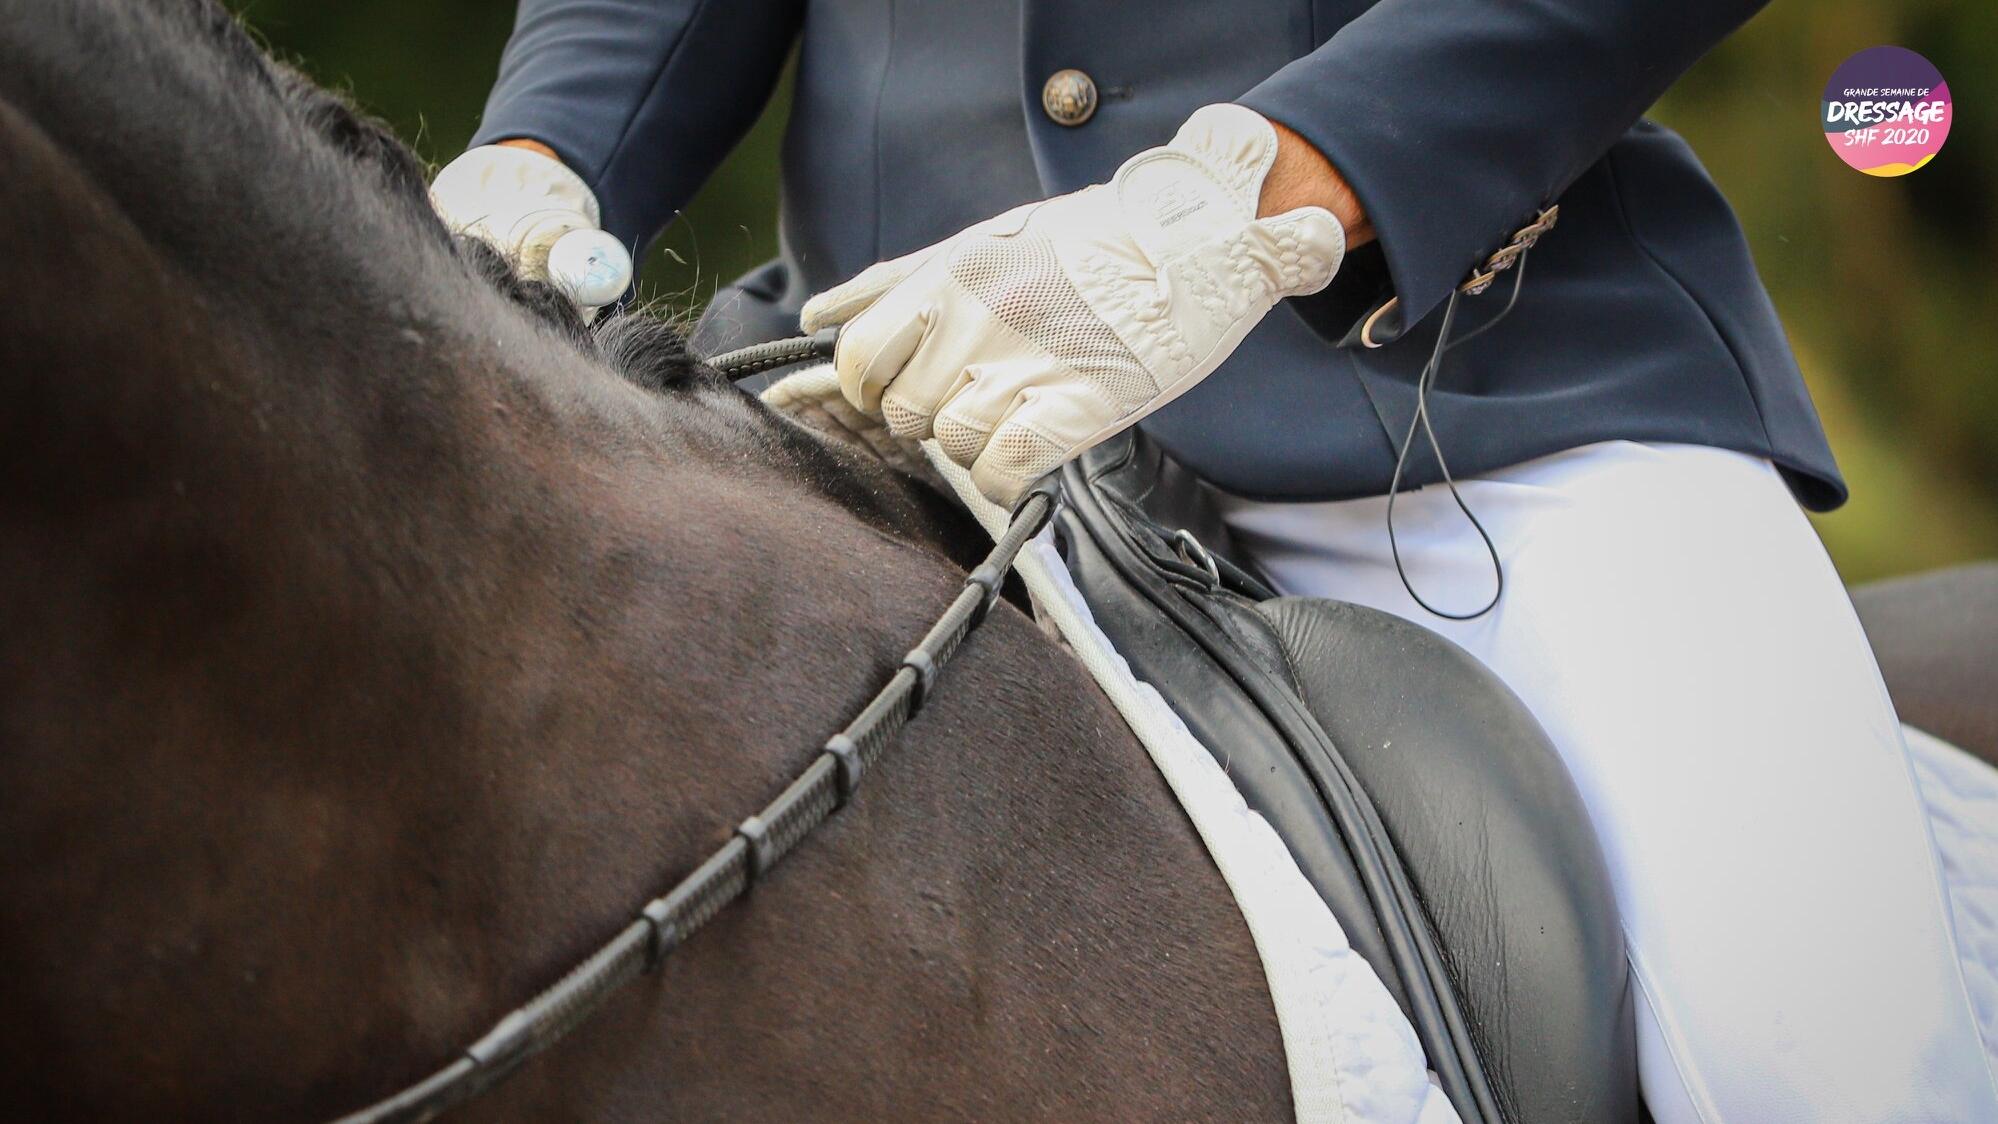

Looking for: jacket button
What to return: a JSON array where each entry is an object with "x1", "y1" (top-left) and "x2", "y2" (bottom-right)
[{"x1": 1041, "y1": 69, "x2": 1099, "y2": 127}]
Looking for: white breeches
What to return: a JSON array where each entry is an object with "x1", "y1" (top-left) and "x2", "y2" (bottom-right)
[{"x1": 1217, "y1": 440, "x2": 1998, "y2": 1123}]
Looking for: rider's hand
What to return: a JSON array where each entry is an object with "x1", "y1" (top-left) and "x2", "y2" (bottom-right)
[
  {"x1": 800, "y1": 104, "x2": 1346, "y2": 504},
  {"x1": 430, "y1": 141, "x2": 633, "y2": 310}
]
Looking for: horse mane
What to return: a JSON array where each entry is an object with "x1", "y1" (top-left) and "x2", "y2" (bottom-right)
[
  {"x1": 156, "y1": 0, "x2": 707, "y2": 398},
  {"x1": 295, "y1": 74, "x2": 705, "y2": 396},
  {"x1": 3, "y1": 0, "x2": 995, "y2": 577}
]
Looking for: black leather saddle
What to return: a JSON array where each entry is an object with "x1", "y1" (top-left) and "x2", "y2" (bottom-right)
[{"x1": 1054, "y1": 431, "x2": 1641, "y2": 1124}]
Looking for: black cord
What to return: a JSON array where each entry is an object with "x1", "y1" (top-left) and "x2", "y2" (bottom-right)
[{"x1": 1383, "y1": 253, "x2": 1530, "y2": 621}]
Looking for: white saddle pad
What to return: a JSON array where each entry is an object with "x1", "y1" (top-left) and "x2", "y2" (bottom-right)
[{"x1": 1906, "y1": 725, "x2": 1998, "y2": 1067}]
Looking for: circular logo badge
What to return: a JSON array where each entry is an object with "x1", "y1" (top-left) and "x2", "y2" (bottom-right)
[{"x1": 1823, "y1": 46, "x2": 1951, "y2": 176}]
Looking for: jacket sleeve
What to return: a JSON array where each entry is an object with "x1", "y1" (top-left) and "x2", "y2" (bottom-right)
[
  {"x1": 471, "y1": 0, "x2": 804, "y2": 256},
  {"x1": 1236, "y1": 0, "x2": 1769, "y2": 332}
]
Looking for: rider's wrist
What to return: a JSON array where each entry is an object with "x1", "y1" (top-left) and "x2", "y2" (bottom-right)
[
  {"x1": 1256, "y1": 117, "x2": 1375, "y2": 249},
  {"x1": 495, "y1": 137, "x2": 562, "y2": 166}
]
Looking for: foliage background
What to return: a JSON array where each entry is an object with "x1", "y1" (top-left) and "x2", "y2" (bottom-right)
[{"x1": 232, "y1": 0, "x2": 1995, "y2": 583}]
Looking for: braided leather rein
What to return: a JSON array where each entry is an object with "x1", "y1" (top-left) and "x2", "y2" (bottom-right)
[{"x1": 336, "y1": 334, "x2": 1053, "y2": 1122}]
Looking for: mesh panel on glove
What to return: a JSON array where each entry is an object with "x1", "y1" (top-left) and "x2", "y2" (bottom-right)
[
  {"x1": 983, "y1": 424, "x2": 1070, "y2": 484},
  {"x1": 881, "y1": 397, "x2": 930, "y2": 438},
  {"x1": 933, "y1": 415, "x2": 994, "y2": 466},
  {"x1": 947, "y1": 235, "x2": 1159, "y2": 406}
]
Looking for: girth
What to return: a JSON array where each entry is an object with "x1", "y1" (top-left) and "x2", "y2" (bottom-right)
[{"x1": 1055, "y1": 430, "x2": 1641, "y2": 1124}]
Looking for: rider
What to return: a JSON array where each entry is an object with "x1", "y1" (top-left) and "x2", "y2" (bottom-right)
[{"x1": 433, "y1": 1, "x2": 1996, "y2": 1118}]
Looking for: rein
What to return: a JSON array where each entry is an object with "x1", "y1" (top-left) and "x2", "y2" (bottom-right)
[{"x1": 336, "y1": 335, "x2": 1054, "y2": 1122}]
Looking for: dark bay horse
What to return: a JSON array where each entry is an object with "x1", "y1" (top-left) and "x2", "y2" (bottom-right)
[
  {"x1": 0, "y1": 1, "x2": 1293, "y2": 1117},
  {"x1": 12, "y1": 3, "x2": 1998, "y2": 1121}
]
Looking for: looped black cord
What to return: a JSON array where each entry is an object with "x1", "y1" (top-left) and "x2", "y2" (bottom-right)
[{"x1": 1384, "y1": 252, "x2": 1531, "y2": 622}]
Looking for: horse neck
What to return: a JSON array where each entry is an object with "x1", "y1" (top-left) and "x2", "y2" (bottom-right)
[{"x1": 2, "y1": 101, "x2": 993, "y2": 1118}]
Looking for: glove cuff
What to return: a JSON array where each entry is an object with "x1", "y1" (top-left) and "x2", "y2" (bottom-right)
[
  {"x1": 1162, "y1": 103, "x2": 1286, "y2": 214},
  {"x1": 1118, "y1": 104, "x2": 1344, "y2": 299}
]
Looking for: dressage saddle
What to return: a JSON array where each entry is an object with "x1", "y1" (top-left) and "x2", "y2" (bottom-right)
[{"x1": 1055, "y1": 431, "x2": 1640, "y2": 1124}]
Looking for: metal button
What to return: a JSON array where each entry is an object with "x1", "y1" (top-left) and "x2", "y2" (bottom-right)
[{"x1": 1041, "y1": 69, "x2": 1098, "y2": 127}]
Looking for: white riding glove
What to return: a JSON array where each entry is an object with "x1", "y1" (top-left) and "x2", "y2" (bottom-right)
[
  {"x1": 800, "y1": 103, "x2": 1345, "y2": 504},
  {"x1": 430, "y1": 144, "x2": 633, "y2": 310}
]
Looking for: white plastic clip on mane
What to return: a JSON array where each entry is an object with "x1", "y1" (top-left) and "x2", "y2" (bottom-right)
[{"x1": 548, "y1": 228, "x2": 634, "y2": 310}]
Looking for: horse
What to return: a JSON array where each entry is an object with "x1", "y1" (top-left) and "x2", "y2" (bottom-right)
[
  {"x1": 0, "y1": 1, "x2": 1294, "y2": 1117},
  {"x1": 7, "y1": 2, "x2": 1996, "y2": 1121}
]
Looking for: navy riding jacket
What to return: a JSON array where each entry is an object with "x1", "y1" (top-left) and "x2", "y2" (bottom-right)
[{"x1": 473, "y1": 0, "x2": 1845, "y2": 508}]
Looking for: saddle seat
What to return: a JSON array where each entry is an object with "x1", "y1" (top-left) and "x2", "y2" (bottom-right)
[{"x1": 1057, "y1": 432, "x2": 1640, "y2": 1124}]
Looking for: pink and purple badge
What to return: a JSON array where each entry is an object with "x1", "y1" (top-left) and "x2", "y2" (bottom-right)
[{"x1": 1823, "y1": 46, "x2": 1951, "y2": 177}]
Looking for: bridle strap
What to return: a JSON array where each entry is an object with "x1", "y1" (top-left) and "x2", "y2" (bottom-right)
[{"x1": 333, "y1": 340, "x2": 1053, "y2": 1121}]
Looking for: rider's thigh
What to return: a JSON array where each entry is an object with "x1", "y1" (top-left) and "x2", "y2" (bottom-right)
[{"x1": 1219, "y1": 440, "x2": 1998, "y2": 1123}]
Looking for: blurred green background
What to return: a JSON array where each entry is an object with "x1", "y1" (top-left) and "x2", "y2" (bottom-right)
[{"x1": 232, "y1": 0, "x2": 1994, "y2": 583}]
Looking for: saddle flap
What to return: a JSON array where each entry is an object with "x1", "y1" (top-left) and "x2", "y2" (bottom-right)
[
  {"x1": 1254, "y1": 596, "x2": 1637, "y2": 1124},
  {"x1": 1059, "y1": 431, "x2": 1639, "y2": 1124}
]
